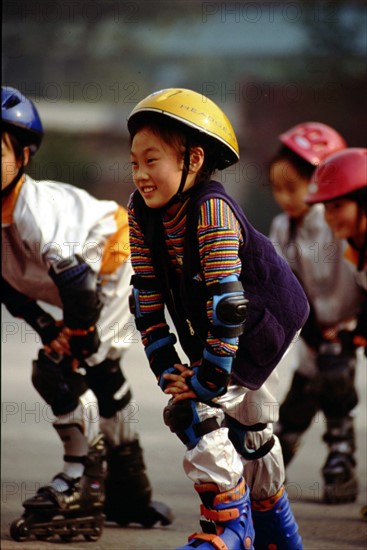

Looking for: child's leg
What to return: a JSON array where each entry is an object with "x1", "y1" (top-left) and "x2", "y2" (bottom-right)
[
  {"x1": 86, "y1": 357, "x2": 173, "y2": 527},
  {"x1": 319, "y1": 345, "x2": 359, "y2": 503},
  {"x1": 27, "y1": 351, "x2": 103, "y2": 513},
  {"x1": 222, "y1": 371, "x2": 303, "y2": 549},
  {"x1": 275, "y1": 340, "x2": 322, "y2": 467},
  {"x1": 275, "y1": 371, "x2": 320, "y2": 467},
  {"x1": 164, "y1": 398, "x2": 254, "y2": 549}
]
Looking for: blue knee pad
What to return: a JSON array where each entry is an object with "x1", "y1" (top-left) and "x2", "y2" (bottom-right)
[{"x1": 163, "y1": 399, "x2": 220, "y2": 449}]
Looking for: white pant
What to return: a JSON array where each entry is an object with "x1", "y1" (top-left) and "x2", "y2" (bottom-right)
[{"x1": 183, "y1": 369, "x2": 285, "y2": 499}]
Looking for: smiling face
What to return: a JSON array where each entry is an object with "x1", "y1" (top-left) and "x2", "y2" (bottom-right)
[
  {"x1": 324, "y1": 199, "x2": 366, "y2": 245},
  {"x1": 270, "y1": 158, "x2": 310, "y2": 220},
  {"x1": 130, "y1": 127, "x2": 202, "y2": 211}
]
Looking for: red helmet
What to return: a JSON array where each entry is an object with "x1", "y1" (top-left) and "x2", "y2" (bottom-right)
[
  {"x1": 279, "y1": 122, "x2": 346, "y2": 166},
  {"x1": 306, "y1": 148, "x2": 367, "y2": 204}
]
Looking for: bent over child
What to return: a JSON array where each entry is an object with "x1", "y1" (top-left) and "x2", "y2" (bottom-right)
[
  {"x1": 269, "y1": 123, "x2": 363, "y2": 503},
  {"x1": 2, "y1": 86, "x2": 172, "y2": 541},
  {"x1": 306, "y1": 147, "x2": 367, "y2": 517},
  {"x1": 127, "y1": 88, "x2": 309, "y2": 550}
]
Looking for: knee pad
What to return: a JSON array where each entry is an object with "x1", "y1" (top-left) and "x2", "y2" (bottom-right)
[
  {"x1": 279, "y1": 371, "x2": 320, "y2": 431},
  {"x1": 318, "y1": 353, "x2": 358, "y2": 415},
  {"x1": 225, "y1": 415, "x2": 275, "y2": 460},
  {"x1": 163, "y1": 399, "x2": 220, "y2": 449},
  {"x1": 32, "y1": 349, "x2": 88, "y2": 416},
  {"x1": 85, "y1": 358, "x2": 132, "y2": 418}
]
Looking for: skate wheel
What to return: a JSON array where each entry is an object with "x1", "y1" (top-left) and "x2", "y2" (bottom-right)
[
  {"x1": 60, "y1": 534, "x2": 74, "y2": 542},
  {"x1": 84, "y1": 516, "x2": 103, "y2": 541},
  {"x1": 84, "y1": 531, "x2": 101, "y2": 542},
  {"x1": 360, "y1": 505, "x2": 367, "y2": 521},
  {"x1": 10, "y1": 518, "x2": 30, "y2": 542}
]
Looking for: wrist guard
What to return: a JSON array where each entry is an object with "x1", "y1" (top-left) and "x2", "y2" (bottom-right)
[
  {"x1": 69, "y1": 326, "x2": 100, "y2": 360},
  {"x1": 49, "y1": 255, "x2": 102, "y2": 329},
  {"x1": 145, "y1": 328, "x2": 181, "y2": 387},
  {"x1": 188, "y1": 349, "x2": 232, "y2": 402}
]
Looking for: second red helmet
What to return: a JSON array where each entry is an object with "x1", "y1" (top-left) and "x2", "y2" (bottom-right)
[{"x1": 306, "y1": 148, "x2": 367, "y2": 204}]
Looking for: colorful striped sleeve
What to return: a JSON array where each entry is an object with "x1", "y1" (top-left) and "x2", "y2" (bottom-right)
[
  {"x1": 198, "y1": 197, "x2": 244, "y2": 356},
  {"x1": 127, "y1": 197, "x2": 167, "y2": 347}
]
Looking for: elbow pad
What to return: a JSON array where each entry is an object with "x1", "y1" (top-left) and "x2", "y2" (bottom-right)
[
  {"x1": 210, "y1": 275, "x2": 248, "y2": 339},
  {"x1": 49, "y1": 255, "x2": 102, "y2": 329}
]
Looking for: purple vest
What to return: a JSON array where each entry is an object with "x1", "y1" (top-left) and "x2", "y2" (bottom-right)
[{"x1": 133, "y1": 181, "x2": 309, "y2": 390}]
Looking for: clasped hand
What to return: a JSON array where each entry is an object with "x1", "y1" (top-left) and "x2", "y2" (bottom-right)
[{"x1": 163, "y1": 363, "x2": 197, "y2": 402}]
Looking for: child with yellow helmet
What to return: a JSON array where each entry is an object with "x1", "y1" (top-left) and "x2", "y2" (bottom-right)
[{"x1": 127, "y1": 88, "x2": 309, "y2": 549}]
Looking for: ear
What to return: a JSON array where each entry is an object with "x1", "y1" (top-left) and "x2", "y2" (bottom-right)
[
  {"x1": 189, "y1": 147, "x2": 204, "y2": 173},
  {"x1": 23, "y1": 147, "x2": 31, "y2": 167}
]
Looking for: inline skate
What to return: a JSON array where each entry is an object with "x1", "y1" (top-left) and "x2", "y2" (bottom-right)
[{"x1": 10, "y1": 434, "x2": 105, "y2": 542}]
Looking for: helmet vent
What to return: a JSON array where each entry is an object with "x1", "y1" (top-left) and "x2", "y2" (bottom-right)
[{"x1": 3, "y1": 94, "x2": 20, "y2": 109}]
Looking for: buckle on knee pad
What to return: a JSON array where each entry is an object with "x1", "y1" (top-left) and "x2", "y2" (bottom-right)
[
  {"x1": 163, "y1": 400, "x2": 220, "y2": 449},
  {"x1": 226, "y1": 416, "x2": 275, "y2": 460},
  {"x1": 241, "y1": 436, "x2": 275, "y2": 460}
]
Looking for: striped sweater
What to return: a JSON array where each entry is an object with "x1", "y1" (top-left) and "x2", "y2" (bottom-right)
[{"x1": 128, "y1": 195, "x2": 244, "y2": 358}]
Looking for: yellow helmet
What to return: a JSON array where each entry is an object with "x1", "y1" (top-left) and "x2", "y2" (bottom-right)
[{"x1": 128, "y1": 88, "x2": 239, "y2": 169}]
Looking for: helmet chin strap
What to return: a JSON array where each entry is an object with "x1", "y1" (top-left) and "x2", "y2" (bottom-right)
[{"x1": 161, "y1": 143, "x2": 192, "y2": 211}]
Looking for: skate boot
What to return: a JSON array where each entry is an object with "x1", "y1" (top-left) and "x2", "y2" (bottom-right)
[
  {"x1": 104, "y1": 439, "x2": 173, "y2": 528},
  {"x1": 176, "y1": 477, "x2": 254, "y2": 550},
  {"x1": 251, "y1": 486, "x2": 303, "y2": 549},
  {"x1": 322, "y1": 416, "x2": 358, "y2": 504},
  {"x1": 10, "y1": 434, "x2": 106, "y2": 542}
]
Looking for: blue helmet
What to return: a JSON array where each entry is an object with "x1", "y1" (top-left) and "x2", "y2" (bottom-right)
[{"x1": 2, "y1": 86, "x2": 44, "y2": 154}]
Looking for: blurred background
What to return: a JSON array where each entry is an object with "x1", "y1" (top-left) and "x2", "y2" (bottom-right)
[{"x1": 2, "y1": 0, "x2": 367, "y2": 234}]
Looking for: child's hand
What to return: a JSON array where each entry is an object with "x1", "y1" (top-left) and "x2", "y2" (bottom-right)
[
  {"x1": 43, "y1": 325, "x2": 71, "y2": 357},
  {"x1": 163, "y1": 363, "x2": 197, "y2": 402}
]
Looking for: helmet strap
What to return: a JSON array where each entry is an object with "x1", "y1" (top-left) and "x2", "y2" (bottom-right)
[{"x1": 161, "y1": 141, "x2": 192, "y2": 211}]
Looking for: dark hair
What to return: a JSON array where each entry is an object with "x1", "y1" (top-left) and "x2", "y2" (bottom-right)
[
  {"x1": 2, "y1": 130, "x2": 25, "y2": 163},
  {"x1": 269, "y1": 145, "x2": 315, "y2": 181},
  {"x1": 129, "y1": 112, "x2": 221, "y2": 185}
]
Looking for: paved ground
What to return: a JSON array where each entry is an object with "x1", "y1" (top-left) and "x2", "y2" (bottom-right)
[{"x1": 1, "y1": 306, "x2": 366, "y2": 549}]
